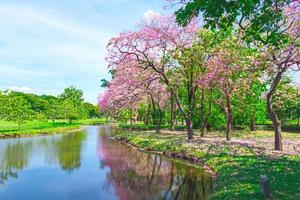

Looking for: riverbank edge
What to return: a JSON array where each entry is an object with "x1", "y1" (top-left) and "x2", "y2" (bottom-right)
[
  {"x1": 112, "y1": 131, "x2": 300, "y2": 200},
  {"x1": 0, "y1": 126, "x2": 83, "y2": 139},
  {"x1": 111, "y1": 134, "x2": 220, "y2": 194},
  {"x1": 112, "y1": 137, "x2": 217, "y2": 176}
]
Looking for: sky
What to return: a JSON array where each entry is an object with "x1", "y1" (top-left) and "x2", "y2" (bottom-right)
[
  {"x1": 0, "y1": 0, "x2": 174, "y2": 103},
  {"x1": 1, "y1": 1, "x2": 299, "y2": 104}
]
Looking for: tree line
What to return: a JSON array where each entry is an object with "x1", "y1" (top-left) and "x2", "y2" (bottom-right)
[
  {"x1": 99, "y1": 0, "x2": 300, "y2": 151},
  {"x1": 0, "y1": 86, "x2": 99, "y2": 128}
]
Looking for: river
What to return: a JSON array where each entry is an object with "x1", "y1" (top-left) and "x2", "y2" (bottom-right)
[{"x1": 0, "y1": 126, "x2": 213, "y2": 200}]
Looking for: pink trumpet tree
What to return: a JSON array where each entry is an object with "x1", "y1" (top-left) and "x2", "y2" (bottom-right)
[
  {"x1": 199, "y1": 36, "x2": 258, "y2": 141},
  {"x1": 106, "y1": 14, "x2": 197, "y2": 139},
  {"x1": 262, "y1": 2, "x2": 300, "y2": 151},
  {"x1": 98, "y1": 59, "x2": 169, "y2": 131}
]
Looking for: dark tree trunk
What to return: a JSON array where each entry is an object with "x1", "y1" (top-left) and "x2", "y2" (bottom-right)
[
  {"x1": 170, "y1": 93, "x2": 175, "y2": 131},
  {"x1": 145, "y1": 101, "x2": 150, "y2": 127},
  {"x1": 185, "y1": 118, "x2": 194, "y2": 140},
  {"x1": 225, "y1": 94, "x2": 232, "y2": 141},
  {"x1": 267, "y1": 95, "x2": 282, "y2": 151},
  {"x1": 200, "y1": 91, "x2": 205, "y2": 137},
  {"x1": 151, "y1": 96, "x2": 160, "y2": 134},
  {"x1": 267, "y1": 71, "x2": 283, "y2": 151},
  {"x1": 161, "y1": 78, "x2": 194, "y2": 139},
  {"x1": 250, "y1": 114, "x2": 256, "y2": 131},
  {"x1": 200, "y1": 90, "x2": 212, "y2": 137},
  {"x1": 157, "y1": 105, "x2": 163, "y2": 131}
]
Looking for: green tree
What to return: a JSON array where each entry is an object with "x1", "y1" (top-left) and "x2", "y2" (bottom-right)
[
  {"x1": 83, "y1": 102, "x2": 99, "y2": 118},
  {"x1": 62, "y1": 99, "x2": 81, "y2": 124},
  {"x1": 59, "y1": 86, "x2": 84, "y2": 106},
  {"x1": 45, "y1": 98, "x2": 62, "y2": 123},
  {"x1": 1, "y1": 93, "x2": 33, "y2": 129},
  {"x1": 173, "y1": 0, "x2": 290, "y2": 45}
]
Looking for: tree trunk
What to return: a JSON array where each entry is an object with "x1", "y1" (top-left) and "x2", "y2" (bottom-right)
[
  {"x1": 250, "y1": 114, "x2": 256, "y2": 131},
  {"x1": 200, "y1": 90, "x2": 212, "y2": 137},
  {"x1": 267, "y1": 95, "x2": 282, "y2": 151},
  {"x1": 225, "y1": 94, "x2": 232, "y2": 141},
  {"x1": 157, "y1": 106, "x2": 163, "y2": 131},
  {"x1": 166, "y1": 84, "x2": 194, "y2": 139},
  {"x1": 267, "y1": 71, "x2": 283, "y2": 151},
  {"x1": 170, "y1": 93, "x2": 175, "y2": 131},
  {"x1": 201, "y1": 122, "x2": 208, "y2": 137},
  {"x1": 151, "y1": 96, "x2": 160, "y2": 134},
  {"x1": 145, "y1": 102, "x2": 150, "y2": 128},
  {"x1": 185, "y1": 118, "x2": 194, "y2": 140},
  {"x1": 200, "y1": 90, "x2": 205, "y2": 137}
]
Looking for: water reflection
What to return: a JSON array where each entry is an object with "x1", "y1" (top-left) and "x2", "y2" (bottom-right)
[
  {"x1": 0, "y1": 126, "x2": 212, "y2": 200},
  {"x1": 0, "y1": 140, "x2": 33, "y2": 185},
  {"x1": 0, "y1": 131, "x2": 86, "y2": 185},
  {"x1": 98, "y1": 127, "x2": 213, "y2": 200}
]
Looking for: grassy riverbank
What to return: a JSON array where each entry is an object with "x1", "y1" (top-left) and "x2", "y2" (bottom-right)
[
  {"x1": 0, "y1": 118, "x2": 107, "y2": 138},
  {"x1": 113, "y1": 130, "x2": 300, "y2": 200}
]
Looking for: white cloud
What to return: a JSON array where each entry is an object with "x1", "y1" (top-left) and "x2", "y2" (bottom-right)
[
  {"x1": 143, "y1": 10, "x2": 160, "y2": 19},
  {"x1": 7, "y1": 86, "x2": 33, "y2": 93}
]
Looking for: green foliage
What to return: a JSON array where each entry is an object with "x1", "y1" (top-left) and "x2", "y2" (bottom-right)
[
  {"x1": 61, "y1": 99, "x2": 82, "y2": 124},
  {"x1": 114, "y1": 131, "x2": 300, "y2": 200},
  {"x1": 83, "y1": 102, "x2": 99, "y2": 118},
  {"x1": 59, "y1": 86, "x2": 84, "y2": 106},
  {"x1": 273, "y1": 80, "x2": 300, "y2": 124},
  {"x1": 0, "y1": 93, "x2": 33, "y2": 129},
  {"x1": 174, "y1": 0, "x2": 291, "y2": 45},
  {"x1": 0, "y1": 86, "x2": 101, "y2": 129},
  {"x1": 45, "y1": 97, "x2": 62, "y2": 123}
]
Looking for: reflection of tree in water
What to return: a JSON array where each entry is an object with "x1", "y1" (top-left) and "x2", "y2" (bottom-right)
[
  {"x1": 0, "y1": 140, "x2": 33, "y2": 185},
  {"x1": 51, "y1": 132, "x2": 86, "y2": 172},
  {"x1": 163, "y1": 163, "x2": 213, "y2": 200},
  {"x1": 98, "y1": 130, "x2": 213, "y2": 200},
  {"x1": 0, "y1": 131, "x2": 86, "y2": 185}
]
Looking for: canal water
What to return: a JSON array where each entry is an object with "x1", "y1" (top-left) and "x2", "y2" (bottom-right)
[{"x1": 0, "y1": 126, "x2": 213, "y2": 200}]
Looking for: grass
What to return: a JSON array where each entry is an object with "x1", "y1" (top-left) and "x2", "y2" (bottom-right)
[
  {"x1": 119, "y1": 123, "x2": 186, "y2": 130},
  {"x1": 113, "y1": 130, "x2": 300, "y2": 200},
  {"x1": 0, "y1": 118, "x2": 107, "y2": 137}
]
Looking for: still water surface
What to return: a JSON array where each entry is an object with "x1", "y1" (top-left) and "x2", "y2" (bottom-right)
[{"x1": 0, "y1": 126, "x2": 212, "y2": 200}]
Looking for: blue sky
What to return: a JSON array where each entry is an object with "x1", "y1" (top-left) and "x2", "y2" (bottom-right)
[
  {"x1": 1, "y1": 1, "x2": 298, "y2": 104},
  {"x1": 0, "y1": 0, "x2": 173, "y2": 103}
]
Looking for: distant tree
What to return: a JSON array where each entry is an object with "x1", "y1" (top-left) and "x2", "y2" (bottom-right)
[
  {"x1": 83, "y1": 103, "x2": 99, "y2": 118},
  {"x1": 62, "y1": 99, "x2": 81, "y2": 124},
  {"x1": 1, "y1": 93, "x2": 33, "y2": 129},
  {"x1": 10, "y1": 91, "x2": 48, "y2": 114},
  {"x1": 273, "y1": 80, "x2": 300, "y2": 125},
  {"x1": 40, "y1": 95, "x2": 61, "y2": 122},
  {"x1": 59, "y1": 86, "x2": 84, "y2": 107},
  {"x1": 0, "y1": 91, "x2": 5, "y2": 119}
]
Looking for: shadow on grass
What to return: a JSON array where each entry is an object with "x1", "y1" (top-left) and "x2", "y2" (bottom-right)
[{"x1": 205, "y1": 153, "x2": 300, "y2": 200}]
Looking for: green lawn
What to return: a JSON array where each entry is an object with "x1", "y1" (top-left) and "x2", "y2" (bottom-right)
[
  {"x1": 0, "y1": 118, "x2": 107, "y2": 137},
  {"x1": 114, "y1": 131, "x2": 300, "y2": 200}
]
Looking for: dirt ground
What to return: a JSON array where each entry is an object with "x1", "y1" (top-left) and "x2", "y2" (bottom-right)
[{"x1": 147, "y1": 130, "x2": 300, "y2": 156}]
